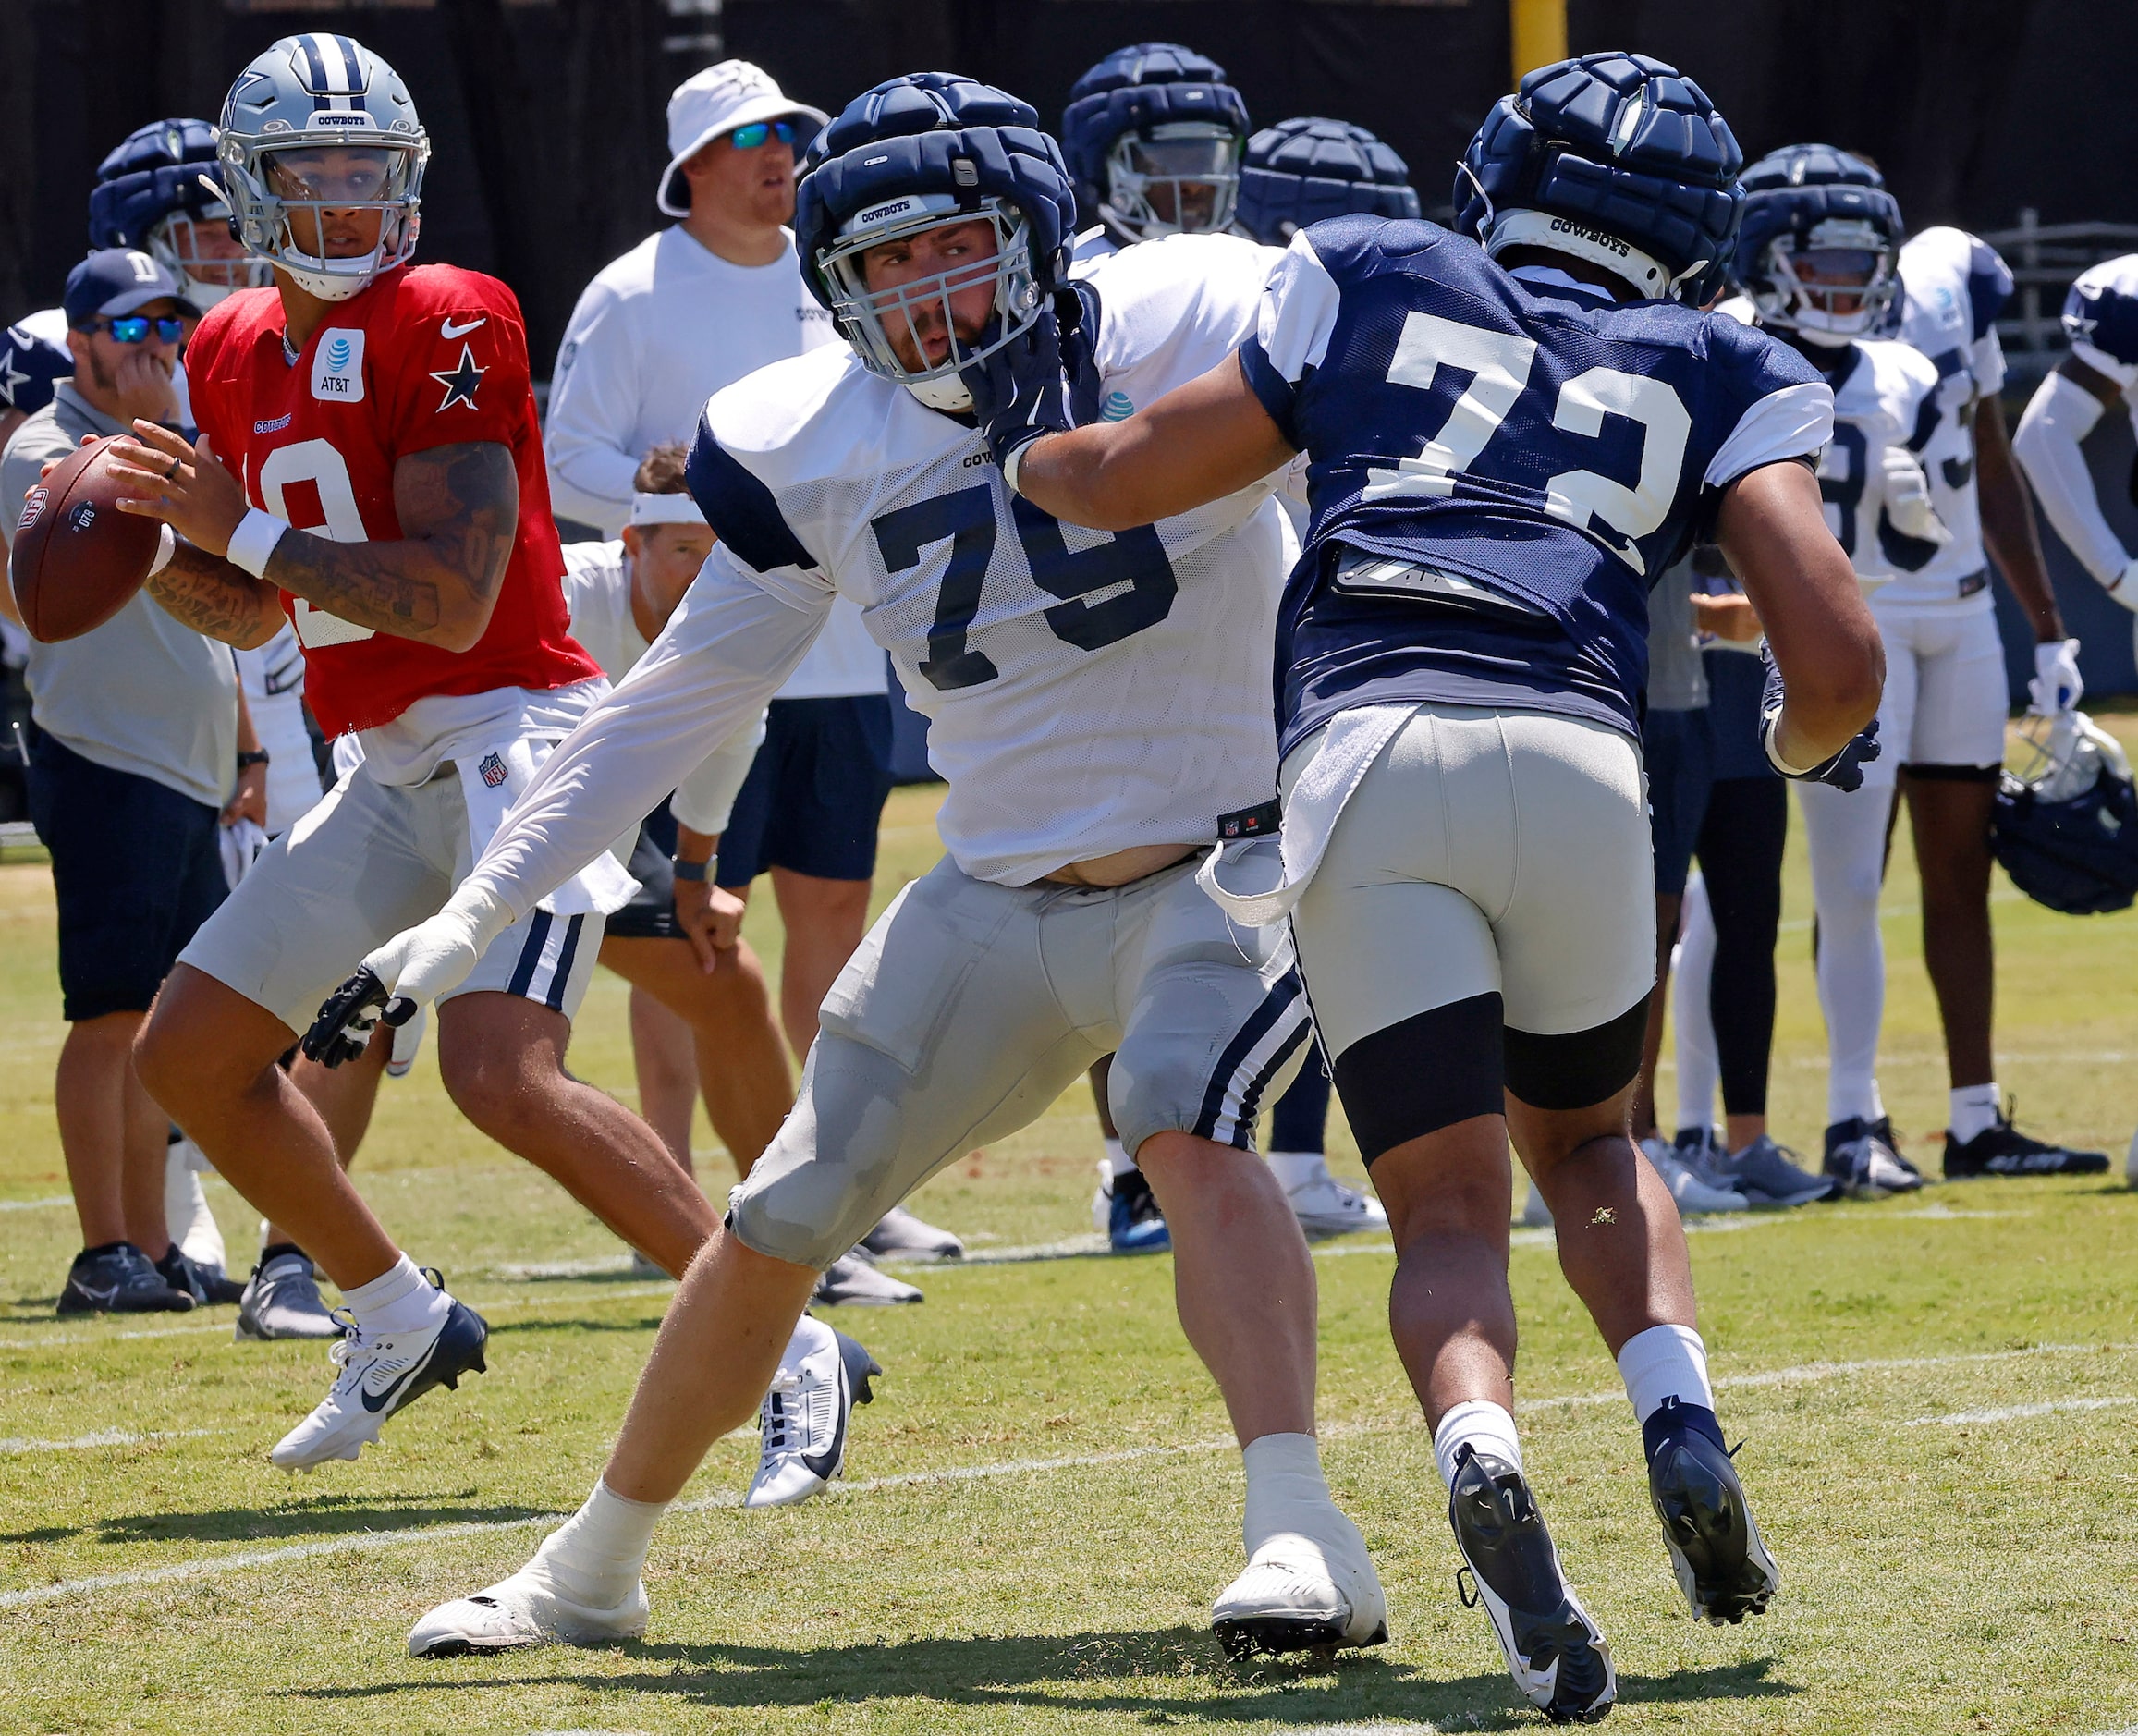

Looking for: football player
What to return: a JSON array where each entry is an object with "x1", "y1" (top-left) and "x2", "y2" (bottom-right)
[
  {"x1": 358, "y1": 72, "x2": 1385, "y2": 1663},
  {"x1": 1062, "y1": 43, "x2": 1249, "y2": 264},
  {"x1": 984, "y1": 52, "x2": 1884, "y2": 1722},
  {"x1": 91, "y1": 118, "x2": 274, "y2": 316},
  {"x1": 0, "y1": 317, "x2": 69, "y2": 452},
  {"x1": 94, "y1": 32, "x2": 751, "y2": 1470}
]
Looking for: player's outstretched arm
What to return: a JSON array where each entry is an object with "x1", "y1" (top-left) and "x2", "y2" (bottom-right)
[{"x1": 2014, "y1": 357, "x2": 2138, "y2": 607}]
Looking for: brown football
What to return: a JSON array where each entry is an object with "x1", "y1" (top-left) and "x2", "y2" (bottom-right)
[{"x1": 8, "y1": 435, "x2": 164, "y2": 643}]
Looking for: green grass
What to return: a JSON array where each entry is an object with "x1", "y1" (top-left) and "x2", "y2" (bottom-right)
[{"x1": 2, "y1": 748, "x2": 2137, "y2": 1736}]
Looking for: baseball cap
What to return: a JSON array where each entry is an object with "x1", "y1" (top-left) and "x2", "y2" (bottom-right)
[
  {"x1": 657, "y1": 60, "x2": 829, "y2": 217},
  {"x1": 63, "y1": 248, "x2": 194, "y2": 326}
]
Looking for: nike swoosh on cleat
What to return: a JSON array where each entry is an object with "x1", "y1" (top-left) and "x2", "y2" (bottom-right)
[
  {"x1": 360, "y1": 1351, "x2": 432, "y2": 1414},
  {"x1": 801, "y1": 1363, "x2": 849, "y2": 1481},
  {"x1": 440, "y1": 315, "x2": 486, "y2": 340},
  {"x1": 75, "y1": 1284, "x2": 119, "y2": 1306}
]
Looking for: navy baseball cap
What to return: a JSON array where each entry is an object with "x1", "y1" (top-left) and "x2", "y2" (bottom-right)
[{"x1": 63, "y1": 248, "x2": 194, "y2": 325}]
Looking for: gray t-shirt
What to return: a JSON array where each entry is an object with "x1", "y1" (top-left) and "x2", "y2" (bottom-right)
[
  {"x1": 1645, "y1": 556, "x2": 1709, "y2": 714},
  {"x1": 1, "y1": 384, "x2": 237, "y2": 808}
]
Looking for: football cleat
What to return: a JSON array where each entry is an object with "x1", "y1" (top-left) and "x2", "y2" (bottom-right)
[
  {"x1": 1822, "y1": 1118, "x2": 1922, "y2": 1200},
  {"x1": 1719, "y1": 1134, "x2": 1839, "y2": 1206},
  {"x1": 1102, "y1": 1165, "x2": 1171, "y2": 1253},
  {"x1": 1448, "y1": 1445, "x2": 1615, "y2": 1723},
  {"x1": 746, "y1": 1315, "x2": 882, "y2": 1508},
  {"x1": 812, "y1": 1249, "x2": 922, "y2": 1307},
  {"x1": 236, "y1": 1250, "x2": 343, "y2": 1340},
  {"x1": 270, "y1": 1286, "x2": 487, "y2": 1470},
  {"x1": 1283, "y1": 1171, "x2": 1389, "y2": 1239},
  {"x1": 155, "y1": 1242, "x2": 246, "y2": 1305},
  {"x1": 408, "y1": 1561, "x2": 647, "y2": 1657},
  {"x1": 1643, "y1": 1399, "x2": 1779, "y2": 1625},
  {"x1": 1869, "y1": 1115, "x2": 1921, "y2": 1180},
  {"x1": 859, "y1": 1204, "x2": 965, "y2": 1262},
  {"x1": 1212, "y1": 1510, "x2": 1388, "y2": 1662},
  {"x1": 1944, "y1": 1103, "x2": 2109, "y2": 1179},
  {"x1": 1639, "y1": 1135, "x2": 1749, "y2": 1215},
  {"x1": 55, "y1": 1242, "x2": 194, "y2": 1318}
]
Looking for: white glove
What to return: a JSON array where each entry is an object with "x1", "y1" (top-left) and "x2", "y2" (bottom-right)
[
  {"x1": 1880, "y1": 445, "x2": 1951, "y2": 545},
  {"x1": 2107, "y1": 556, "x2": 2138, "y2": 614},
  {"x1": 2029, "y1": 638, "x2": 2084, "y2": 716},
  {"x1": 299, "y1": 883, "x2": 510, "y2": 1068}
]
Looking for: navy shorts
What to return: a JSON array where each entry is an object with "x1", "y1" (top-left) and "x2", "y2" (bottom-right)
[
  {"x1": 605, "y1": 797, "x2": 680, "y2": 942},
  {"x1": 28, "y1": 730, "x2": 226, "y2": 1022},
  {"x1": 1643, "y1": 706, "x2": 1715, "y2": 900},
  {"x1": 715, "y1": 696, "x2": 895, "y2": 888}
]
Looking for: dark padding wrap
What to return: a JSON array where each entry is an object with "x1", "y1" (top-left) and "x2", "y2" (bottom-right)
[
  {"x1": 1503, "y1": 993, "x2": 1652, "y2": 1110},
  {"x1": 1334, "y1": 992, "x2": 1506, "y2": 1163}
]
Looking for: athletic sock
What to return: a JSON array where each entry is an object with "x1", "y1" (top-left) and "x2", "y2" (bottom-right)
[
  {"x1": 532, "y1": 1479, "x2": 663, "y2": 1609},
  {"x1": 1241, "y1": 1432, "x2": 1335, "y2": 1554},
  {"x1": 1104, "y1": 1138, "x2": 1137, "y2": 1180},
  {"x1": 258, "y1": 1241, "x2": 307, "y2": 1266},
  {"x1": 1431, "y1": 1399, "x2": 1523, "y2": 1489},
  {"x1": 341, "y1": 1253, "x2": 449, "y2": 1337},
  {"x1": 1266, "y1": 1150, "x2": 1329, "y2": 1192},
  {"x1": 1617, "y1": 1323, "x2": 1728, "y2": 1462},
  {"x1": 1950, "y1": 1083, "x2": 2002, "y2": 1144}
]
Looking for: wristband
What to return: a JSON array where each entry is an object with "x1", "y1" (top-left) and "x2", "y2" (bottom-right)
[
  {"x1": 235, "y1": 749, "x2": 271, "y2": 770},
  {"x1": 226, "y1": 507, "x2": 290, "y2": 580},
  {"x1": 148, "y1": 522, "x2": 177, "y2": 577},
  {"x1": 1001, "y1": 436, "x2": 1034, "y2": 498},
  {"x1": 672, "y1": 856, "x2": 713, "y2": 883}
]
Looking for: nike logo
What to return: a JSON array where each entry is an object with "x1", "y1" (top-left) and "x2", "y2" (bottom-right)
[
  {"x1": 439, "y1": 315, "x2": 486, "y2": 341},
  {"x1": 75, "y1": 1283, "x2": 119, "y2": 1306},
  {"x1": 360, "y1": 1347, "x2": 432, "y2": 1413},
  {"x1": 802, "y1": 1363, "x2": 849, "y2": 1480}
]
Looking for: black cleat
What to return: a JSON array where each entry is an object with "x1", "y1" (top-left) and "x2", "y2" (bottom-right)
[
  {"x1": 57, "y1": 1242, "x2": 194, "y2": 1317},
  {"x1": 1944, "y1": 1102, "x2": 2108, "y2": 1179},
  {"x1": 1644, "y1": 1400, "x2": 1778, "y2": 1625},
  {"x1": 156, "y1": 1243, "x2": 246, "y2": 1305},
  {"x1": 1448, "y1": 1445, "x2": 1614, "y2": 1723}
]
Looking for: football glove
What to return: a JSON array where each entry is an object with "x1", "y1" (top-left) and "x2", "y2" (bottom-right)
[
  {"x1": 959, "y1": 286, "x2": 1099, "y2": 494},
  {"x1": 1759, "y1": 644, "x2": 1883, "y2": 792},
  {"x1": 1879, "y1": 445, "x2": 1950, "y2": 546},
  {"x1": 299, "y1": 885, "x2": 509, "y2": 1068},
  {"x1": 2029, "y1": 637, "x2": 2084, "y2": 715}
]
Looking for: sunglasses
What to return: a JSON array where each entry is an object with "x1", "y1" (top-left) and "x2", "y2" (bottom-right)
[
  {"x1": 727, "y1": 118, "x2": 799, "y2": 151},
  {"x1": 82, "y1": 315, "x2": 188, "y2": 345}
]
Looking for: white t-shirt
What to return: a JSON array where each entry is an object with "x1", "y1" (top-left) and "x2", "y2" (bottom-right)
[
  {"x1": 543, "y1": 225, "x2": 884, "y2": 700},
  {"x1": 234, "y1": 621, "x2": 324, "y2": 835}
]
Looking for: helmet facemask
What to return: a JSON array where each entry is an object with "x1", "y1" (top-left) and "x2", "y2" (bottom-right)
[
  {"x1": 817, "y1": 194, "x2": 1044, "y2": 411},
  {"x1": 151, "y1": 199, "x2": 274, "y2": 309},
  {"x1": 222, "y1": 139, "x2": 425, "y2": 302},
  {"x1": 1754, "y1": 216, "x2": 1898, "y2": 343},
  {"x1": 1101, "y1": 121, "x2": 1242, "y2": 240}
]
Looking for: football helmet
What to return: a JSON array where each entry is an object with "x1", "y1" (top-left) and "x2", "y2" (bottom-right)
[
  {"x1": 1730, "y1": 144, "x2": 1902, "y2": 344},
  {"x1": 89, "y1": 118, "x2": 273, "y2": 310},
  {"x1": 1236, "y1": 117, "x2": 1420, "y2": 246},
  {"x1": 1454, "y1": 51, "x2": 1743, "y2": 303},
  {"x1": 215, "y1": 31, "x2": 428, "y2": 302},
  {"x1": 1061, "y1": 43, "x2": 1249, "y2": 243},
  {"x1": 1992, "y1": 711, "x2": 2138, "y2": 914},
  {"x1": 795, "y1": 73, "x2": 1076, "y2": 413},
  {"x1": 0, "y1": 319, "x2": 70, "y2": 421}
]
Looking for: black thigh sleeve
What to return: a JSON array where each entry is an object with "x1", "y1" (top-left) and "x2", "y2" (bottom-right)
[
  {"x1": 1503, "y1": 994, "x2": 1652, "y2": 1112},
  {"x1": 1332, "y1": 992, "x2": 1504, "y2": 1165}
]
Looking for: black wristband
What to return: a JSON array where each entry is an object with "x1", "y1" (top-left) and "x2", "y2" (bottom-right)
[
  {"x1": 672, "y1": 856, "x2": 711, "y2": 883},
  {"x1": 236, "y1": 749, "x2": 271, "y2": 770}
]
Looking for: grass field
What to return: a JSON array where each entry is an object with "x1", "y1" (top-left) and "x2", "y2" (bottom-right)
[{"x1": 3, "y1": 729, "x2": 2137, "y2": 1736}]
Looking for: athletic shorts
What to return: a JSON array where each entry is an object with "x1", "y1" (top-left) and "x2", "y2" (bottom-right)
[
  {"x1": 1865, "y1": 600, "x2": 2010, "y2": 780},
  {"x1": 605, "y1": 798, "x2": 680, "y2": 943},
  {"x1": 29, "y1": 731, "x2": 226, "y2": 1022},
  {"x1": 715, "y1": 695, "x2": 894, "y2": 887},
  {"x1": 727, "y1": 851, "x2": 1311, "y2": 1269},
  {"x1": 177, "y1": 756, "x2": 603, "y2": 1037},
  {"x1": 1643, "y1": 706, "x2": 1715, "y2": 899}
]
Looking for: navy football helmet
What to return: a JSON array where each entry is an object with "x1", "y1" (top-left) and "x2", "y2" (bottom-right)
[
  {"x1": 1454, "y1": 51, "x2": 1743, "y2": 302},
  {"x1": 1730, "y1": 144, "x2": 1902, "y2": 343},
  {"x1": 1236, "y1": 117, "x2": 1420, "y2": 246},
  {"x1": 795, "y1": 73, "x2": 1077, "y2": 412},
  {"x1": 1060, "y1": 43, "x2": 1249, "y2": 243},
  {"x1": 90, "y1": 118, "x2": 272, "y2": 310},
  {"x1": 0, "y1": 319, "x2": 70, "y2": 422},
  {"x1": 1993, "y1": 713, "x2": 2138, "y2": 915}
]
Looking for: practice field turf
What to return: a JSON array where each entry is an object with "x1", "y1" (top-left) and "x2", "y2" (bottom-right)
[{"x1": 3, "y1": 736, "x2": 2136, "y2": 1735}]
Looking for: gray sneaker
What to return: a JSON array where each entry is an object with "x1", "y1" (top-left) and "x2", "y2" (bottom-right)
[
  {"x1": 1721, "y1": 1136, "x2": 1839, "y2": 1207},
  {"x1": 859, "y1": 1204, "x2": 965, "y2": 1262},
  {"x1": 1822, "y1": 1118, "x2": 1923, "y2": 1200},
  {"x1": 1639, "y1": 1136, "x2": 1749, "y2": 1214},
  {"x1": 813, "y1": 1249, "x2": 923, "y2": 1306},
  {"x1": 236, "y1": 1251, "x2": 344, "y2": 1340}
]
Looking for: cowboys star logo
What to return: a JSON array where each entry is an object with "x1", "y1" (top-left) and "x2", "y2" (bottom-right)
[
  {"x1": 0, "y1": 346, "x2": 29, "y2": 409},
  {"x1": 429, "y1": 341, "x2": 486, "y2": 412},
  {"x1": 2065, "y1": 285, "x2": 2102, "y2": 344}
]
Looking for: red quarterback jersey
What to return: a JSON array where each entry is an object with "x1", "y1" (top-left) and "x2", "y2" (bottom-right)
[{"x1": 185, "y1": 263, "x2": 599, "y2": 736}]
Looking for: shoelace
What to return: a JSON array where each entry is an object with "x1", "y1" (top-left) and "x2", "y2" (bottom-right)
[{"x1": 760, "y1": 1379, "x2": 797, "y2": 1455}]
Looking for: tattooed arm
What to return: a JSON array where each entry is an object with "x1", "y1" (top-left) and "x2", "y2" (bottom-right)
[
  {"x1": 145, "y1": 544, "x2": 285, "y2": 648},
  {"x1": 108, "y1": 421, "x2": 519, "y2": 654}
]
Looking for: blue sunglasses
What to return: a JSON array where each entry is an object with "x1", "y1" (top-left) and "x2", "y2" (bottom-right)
[
  {"x1": 727, "y1": 119, "x2": 800, "y2": 151},
  {"x1": 83, "y1": 315, "x2": 187, "y2": 345}
]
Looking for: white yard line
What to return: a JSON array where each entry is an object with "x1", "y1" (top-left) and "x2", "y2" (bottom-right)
[
  {"x1": 0, "y1": 1196, "x2": 72, "y2": 1213},
  {"x1": 0, "y1": 1427, "x2": 220, "y2": 1455},
  {"x1": 1904, "y1": 1395, "x2": 2138, "y2": 1426}
]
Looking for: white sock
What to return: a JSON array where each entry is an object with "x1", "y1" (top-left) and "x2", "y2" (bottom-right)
[
  {"x1": 340, "y1": 1253, "x2": 449, "y2": 1337},
  {"x1": 1616, "y1": 1323, "x2": 1715, "y2": 1425},
  {"x1": 1104, "y1": 1137, "x2": 1137, "y2": 1179},
  {"x1": 1432, "y1": 1399, "x2": 1523, "y2": 1489},
  {"x1": 532, "y1": 1479, "x2": 664, "y2": 1609},
  {"x1": 1266, "y1": 1150, "x2": 1328, "y2": 1192},
  {"x1": 1240, "y1": 1432, "x2": 1337, "y2": 1556},
  {"x1": 1950, "y1": 1083, "x2": 2002, "y2": 1144},
  {"x1": 1799, "y1": 780, "x2": 1889, "y2": 1124}
]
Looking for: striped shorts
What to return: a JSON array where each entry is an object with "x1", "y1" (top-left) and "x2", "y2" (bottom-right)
[
  {"x1": 177, "y1": 753, "x2": 601, "y2": 1037},
  {"x1": 728, "y1": 850, "x2": 1309, "y2": 1269}
]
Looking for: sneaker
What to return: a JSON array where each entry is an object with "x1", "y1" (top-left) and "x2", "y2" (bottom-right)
[
  {"x1": 1671, "y1": 1126, "x2": 1735, "y2": 1191},
  {"x1": 1644, "y1": 1399, "x2": 1779, "y2": 1625},
  {"x1": 236, "y1": 1250, "x2": 344, "y2": 1340},
  {"x1": 1447, "y1": 1445, "x2": 1615, "y2": 1723},
  {"x1": 270, "y1": 1283, "x2": 488, "y2": 1470},
  {"x1": 1103, "y1": 1166, "x2": 1171, "y2": 1254},
  {"x1": 1211, "y1": 1510, "x2": 1388, "y2": 1662},
  {"x1": 1283, "y1": 1171, "x2": 1389, "y2": 1239},
  {"x1": 1640, "y1": 1135, "x2": 1749, "y2": 1215},
  {"x1": 746, "y1": 1315, "x2": 883, "y2": 1508},
  {"x1": 55, "y1": 1242, "x2": 195, "y2": 1318},
  {"x1": 155, "y1": 1243, "x2": 246, "y2": 1306},
  {"x1": 812, "y1": 1249, "x2": 922, "y2": 1307},
  {"x1": 1720, "y1": 1135, "x2": 1839, "y2": 1206},
  {"x1": 1520, "y1": 1181, "x2": 1553, "y2": 1228},
  {"x1": 1822, "y1": 1118, "x2": 1923, "y2": 1200},
  {"x1": 1944, "y1": 1102, "x2": 2110, "y2": 1180},
  {"x1": 860, "y1": 1204, "x2": 965, "y2": 1262},
  {"x1": 408, "y1": 1561, "x2": 646, "y2": 1657},
  {"x1": 1870, "y1": 1115, "x2": 1921, "y2": 1180}
]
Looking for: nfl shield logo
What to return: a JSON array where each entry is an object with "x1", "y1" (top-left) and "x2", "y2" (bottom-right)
[{"x1": 479, "y1": 752, "x2": 508, "y2": 789}]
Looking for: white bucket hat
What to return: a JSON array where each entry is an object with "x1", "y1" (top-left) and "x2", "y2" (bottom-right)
[{"x1": 657, "y1": 60, "x2": 828, "y2": 217}]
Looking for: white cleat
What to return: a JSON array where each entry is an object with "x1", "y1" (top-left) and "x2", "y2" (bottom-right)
[
  {"x1": 1641, "y1": 1134, "x2": 1750, "y2": 1215},
  {"x1": 269, "y1": 1289, "x2": 487, "y2": 1471},
  {"x1": 859, "y1": 1204, "x2": 965, "y2": 1262},
  {"x1": 408, "y1": 1562, "x2": 647, "y2": 1657},
  {"x1": 1211, "y1": 1510, "x2": 1388, "y2": 1662},
  {"x1": 1283, "y1": 1171, "x2": 1388, "y2": 1239},
  {"x1": 812, "y1": 1249, "x2": 922, "y2": 1306},
  {"x1": 746, "y1": 1314, "x2": 880, "y2": 1508}
]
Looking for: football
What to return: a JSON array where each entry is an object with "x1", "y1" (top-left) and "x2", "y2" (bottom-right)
[{"x1": 7, "y1": 434, "x2": 164, "y2": 643}]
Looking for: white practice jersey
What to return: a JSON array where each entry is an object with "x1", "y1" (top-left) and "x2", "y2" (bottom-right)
[
  {"x1": 2014, "y1": 252, "x2": 2138, "y2": 584},
  {"x1": 1888, "y1": 226, "x2": 2014, "y2": 608}
]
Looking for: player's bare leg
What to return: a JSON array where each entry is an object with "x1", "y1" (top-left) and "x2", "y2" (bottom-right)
[
  {"x1": 764, "y1": 866, "x2": 872, "y2": 1061},
  {"x1": 623, "y1": 986, "x2": 700, "y2": 1170},
  {"x1": 55, "y1": 1010, "x2": 170, "y2": 1254}
]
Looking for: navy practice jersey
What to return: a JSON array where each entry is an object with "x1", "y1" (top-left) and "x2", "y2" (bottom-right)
[{"x1": 1239, "y1": 217, "x2": 1834, "y2": 752}]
